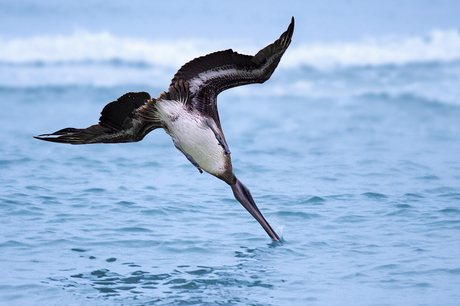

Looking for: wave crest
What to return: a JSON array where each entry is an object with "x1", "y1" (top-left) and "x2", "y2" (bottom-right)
[
  {"x1": 1, "y1": 29, "x2": 460, "y2": 68},
  {"x1": 0, "y1": 31, "x2": 212, "y2": 68},
  {"x1": 284, "y1": 29, "x2": 460, "y2": 68}
]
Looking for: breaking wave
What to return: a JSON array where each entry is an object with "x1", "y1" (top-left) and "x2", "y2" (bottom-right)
[
  {"x1": 1, "y1": 29, "x2": 460, "y2": 106},
  {"x1": 283, "y1": 29, "x2": 460, "y2": 68},
  {"x1": 2, "y1": 29, "x2": 460, "y2": 68}
]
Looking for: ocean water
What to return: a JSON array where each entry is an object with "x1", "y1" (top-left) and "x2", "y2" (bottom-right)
[{"x1": 1, "y1": 1, "x2": 460, "y2": 305}]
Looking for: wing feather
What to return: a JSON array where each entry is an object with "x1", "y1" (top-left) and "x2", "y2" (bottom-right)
[
  {"x1": 170, "y1": 17, "x2": 294, "y2": 126},
  {"x1": 35, "y1": 92, "x2": 161, "y2": 144}
]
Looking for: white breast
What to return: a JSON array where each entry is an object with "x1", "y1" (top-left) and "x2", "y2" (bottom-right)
[{"x1": 156, "y1": 100, "x2": 227, "y2": 175}]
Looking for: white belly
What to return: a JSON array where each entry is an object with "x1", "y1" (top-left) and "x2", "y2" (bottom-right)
[{"x1": 156, "y1": 101, "x2": 226, "y2": 175}]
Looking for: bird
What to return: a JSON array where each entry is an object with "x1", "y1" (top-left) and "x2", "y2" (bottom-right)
[{"x1": 35, "y1": 17, "x2": 294, "y2": 242}]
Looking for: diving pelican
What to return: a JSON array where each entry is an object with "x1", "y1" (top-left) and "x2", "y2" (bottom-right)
[{"x1": 35, "y1": 17, "x2": 295, "y2": 242}]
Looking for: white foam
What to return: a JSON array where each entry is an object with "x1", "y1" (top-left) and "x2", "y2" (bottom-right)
[
  {"x1": 1, "y1": 29, "x2": 460, "y2": 106},
  {"x1": 0, "y1": 31, "x2": 217, "y2": 68},
  {"x1": 283, "y1": 29, "x2": 460, "y2": 68},
  {"x1": 2, "y1": 29, "x2": 460, "y2": 68}
]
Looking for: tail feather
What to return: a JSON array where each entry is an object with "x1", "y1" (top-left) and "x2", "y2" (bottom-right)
[
  {"x1": 136, "y1": 97, "x2": 161, "y2": 123},
  {"x1": 137, "y1": 81, "x2": 189, "y2": 122}
]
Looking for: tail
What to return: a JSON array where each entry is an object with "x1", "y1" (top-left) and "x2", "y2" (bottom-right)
[
  {"x1": 34, "y1": 92, "x2": 161, "y2": 144},
  {"x1": 137, "y1": 81, "x2": 189, "y2": 122}
]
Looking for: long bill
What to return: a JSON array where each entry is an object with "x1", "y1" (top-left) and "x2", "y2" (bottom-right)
[{"x1": 231, "y1": 179, "x2": 282, "y2": 242}]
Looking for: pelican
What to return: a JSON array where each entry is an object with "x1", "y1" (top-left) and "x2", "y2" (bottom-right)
[{"x1": 35, "y1": 17, "x2": 294, "y2": 242}]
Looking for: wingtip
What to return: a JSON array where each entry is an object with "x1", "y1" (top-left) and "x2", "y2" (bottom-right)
[
  {"x1": 34, "y1": 134, "x2": 55, "y2": 141},
  {"x1": 287, "y1": 16, "x2": 295, "y2": 37},
  {"x1": 33, "y1": 127, "x2": 85, "y2": 144},
  {"x1": 33, "y1": 135, "x2": 74, "y2": 144},
  {"x1": 277, "y1": 16, "x2": 295, "y2": 48}
]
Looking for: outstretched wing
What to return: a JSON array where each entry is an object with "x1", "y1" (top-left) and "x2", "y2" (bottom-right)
[
  {"x1": 34, "y1": 92, "x2": 161, "y2": 144},
  {"x1": 170, "y1": 17, "x2": 294, "y2": 127}
]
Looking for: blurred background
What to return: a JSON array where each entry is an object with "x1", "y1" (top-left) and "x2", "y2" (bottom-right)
[{"x1": 1, "y1": 0, "x2": 460, "y2": 89}]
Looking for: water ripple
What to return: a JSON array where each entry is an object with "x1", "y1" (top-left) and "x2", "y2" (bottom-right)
[
  {"x1": 49, "y1": 263, "x2": 276, "y2": 305},
  {"x1": 362, "y1": 192, "x2": 388, "y2": 199}
]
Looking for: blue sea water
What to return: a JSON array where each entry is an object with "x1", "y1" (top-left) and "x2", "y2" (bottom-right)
[{"x1": 1, "y1": 1, "x2": 460, "y2": 305}]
